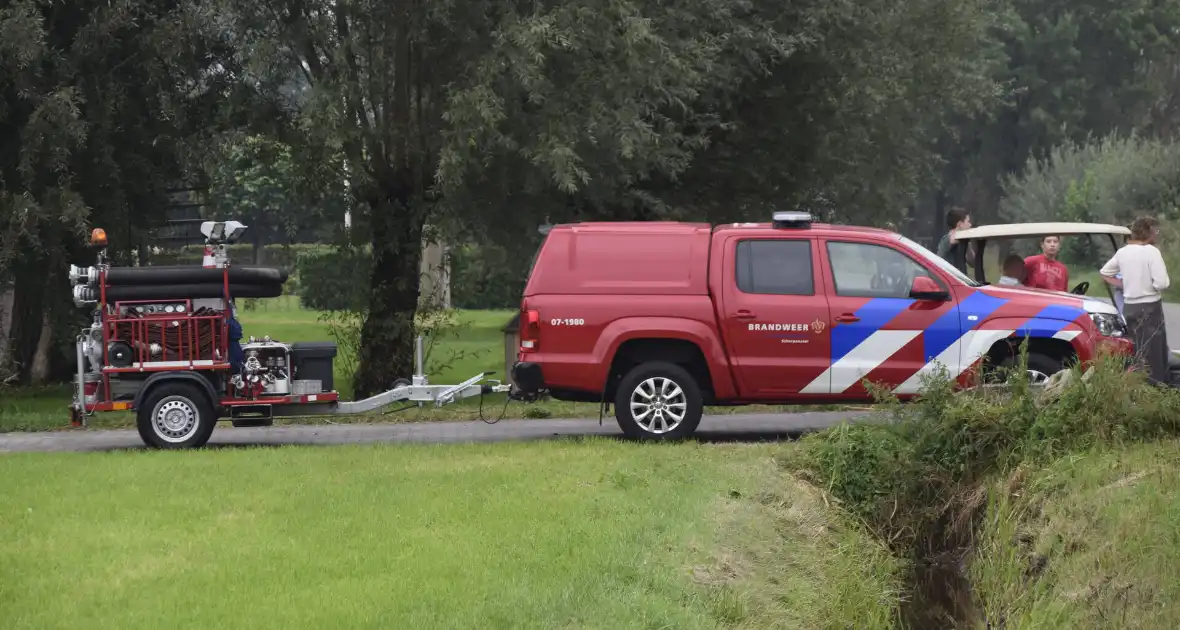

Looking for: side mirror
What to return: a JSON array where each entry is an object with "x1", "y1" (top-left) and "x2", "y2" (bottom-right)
[{"x1": 910, "y1": 276, "x2": 949, "y2": 301}]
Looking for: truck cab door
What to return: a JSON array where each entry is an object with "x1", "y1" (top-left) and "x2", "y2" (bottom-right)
[
  {"x1": 719, "y1": 235, "x2": 832, "y2": 397},
  {"x1": 808, "y1": 238, "x2": 961, "y2": 398}
]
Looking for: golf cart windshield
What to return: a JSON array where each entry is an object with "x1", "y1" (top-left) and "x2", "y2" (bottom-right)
[
  {"x1": 897, "y1": 234, "x2": 981, "y2": 287},
  {"x1": 948, "y1": 221, "x2": 1130, "y2": 301}
]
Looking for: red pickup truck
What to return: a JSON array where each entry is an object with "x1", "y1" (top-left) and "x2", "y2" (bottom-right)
[{"x1": 510, "y1": 212, "x2": 1133, "y2": 439}]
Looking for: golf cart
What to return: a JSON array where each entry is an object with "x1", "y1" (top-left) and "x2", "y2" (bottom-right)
[
  {"x1": 952, "y1": 221, "x2": 1129, "y2": 303},
  {"x1": 953, "y1": 221, "x2": 1180, "y2": 380}
]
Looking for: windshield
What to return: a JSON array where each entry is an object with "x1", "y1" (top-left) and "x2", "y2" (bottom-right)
[{"x1": 896, "y1": 235, "x2": 981, "y2": 287}]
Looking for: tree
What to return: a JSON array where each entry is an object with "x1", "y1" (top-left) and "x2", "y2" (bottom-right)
[
  {"x1": 919, "y1": 0, "x2": 1180, "y2": 233},
  {"x1": 642, "y1": 0, "x2": 1009, "y2": 227},
  {"x1": 437, "y1": 0, "x2": 1007, "y2": 245},
  {"x1": 204, "y1": 133, "x2": 342, "y2": 261},
  {"x1": 0, "y1": 0, "x2": 234, "y2": 382},
  {"x1": 219, "y1": 0, "x2": 799, "y2": 397}
]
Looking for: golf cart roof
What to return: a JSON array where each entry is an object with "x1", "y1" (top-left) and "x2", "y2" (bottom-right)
[{"x1": 954, "y1": 222, "x2": 1130, "y2": 241}]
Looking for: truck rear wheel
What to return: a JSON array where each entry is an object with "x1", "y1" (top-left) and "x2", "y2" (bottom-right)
[
  {"x1": 614, "y1": 361, "x2": 703, "y2": 440},
  {"x1": 136, "y1": 382, "x2": 217, "y2": 449}
]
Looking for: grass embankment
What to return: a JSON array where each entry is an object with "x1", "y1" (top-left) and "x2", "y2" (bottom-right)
[
  {"x1": 1, "y1": 297, "x2": 842, "y2": 433},
  {"x1": 784, "y1": 355, "x2": 1180, "y2": 628},
  {"x1": 972, "y1": 442, "x2": 1180, "y2": 628},
  {"x1": 0, "y1": 440, "x2": 901, "y2": 629}
]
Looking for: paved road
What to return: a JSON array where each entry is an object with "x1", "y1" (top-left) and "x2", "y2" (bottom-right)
[
  {"x1": 1161, "y1": 302, "x2": 1180, "y2": 344},
  {"x1": 12, "y1": 298, "x2": 1169, "y2": 455},
  {"x1": 0, "y1": 410, "x2": 872, "y2": 453}
]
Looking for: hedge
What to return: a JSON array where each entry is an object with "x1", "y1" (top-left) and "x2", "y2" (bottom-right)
[
  {"x1": 293, "y1": 242, "x2": 531, "y2": 312},
  {"x1": 150, "y1": 243, "x2": 320, "y2": 269},
  {"x1": 295, "y1": 248, "x2": 372, "y2": 311},
  {"x1": 149, "y1": 240, "x2": 532, "y2": 311},
  {"x1": 448, "y1": 243, "x2": 531, "y2": 310}
]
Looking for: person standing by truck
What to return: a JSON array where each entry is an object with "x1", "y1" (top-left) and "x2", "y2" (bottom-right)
[
  {"x1": 1023, "y1": 235, "x2": 1069, "y2": 292},
  {"x1": 1101, "y1": 216, "x2": 1171, "y2": 385},
  {"x1": 936, "y1": 208, "x2": 975, "y2": 273}
]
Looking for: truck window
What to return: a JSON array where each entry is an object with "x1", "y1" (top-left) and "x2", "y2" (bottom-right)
[
  {"x1": 826, "y1": 241, "x2": 944, "y2": 299},
  {"x1": 735, "y1": 239, "x2": 814, "y2": 295}
]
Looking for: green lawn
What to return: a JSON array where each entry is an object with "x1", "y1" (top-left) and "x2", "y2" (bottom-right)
[
  {"x1": 1, "y1": 298, "x2": 844, "y2": 433},
  {"x1": 0, "y1": 440, "x2": 901, "y2": 629}
]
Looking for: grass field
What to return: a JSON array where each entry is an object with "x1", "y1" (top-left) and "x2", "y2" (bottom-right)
[
  {"x1": 0, "y1": 297, "x2": 841, "y2": 433},
  {"x1": 972, "y1": 440, "x2": 1180, "y2": 627},
  {"x1": 0, "y1": 440, "x2": 902, "y2": 629}
]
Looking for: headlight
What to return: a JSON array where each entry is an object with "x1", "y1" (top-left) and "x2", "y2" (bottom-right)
[{"x1": 1089, "y1": 312, "x2": 1126, "y2": 337}]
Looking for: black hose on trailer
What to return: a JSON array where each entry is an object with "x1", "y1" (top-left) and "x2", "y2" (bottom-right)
[
  {"x1": 103, "y1": 265, "x2": 289, "y2": 286},
  {"x1": 99, "y1": 282, "x2": 284, "y2": 301}
]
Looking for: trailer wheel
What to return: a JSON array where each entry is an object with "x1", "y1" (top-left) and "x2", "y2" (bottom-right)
[
  {"x1": 614, "y1": 361, "x2": 703, "y2": 441},
  {"x1": 136, "y1": 382, "x2": 217, "y2": 449}
]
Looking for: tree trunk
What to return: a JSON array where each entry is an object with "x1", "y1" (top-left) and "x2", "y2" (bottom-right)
[
  {"x1": 351, "y1": 180, "x2": 425, "y2": 398},
  {"x1": 0, "y1": 285, "x2": 12, "y2": 379},
  {"x1": 7, "y1": 259, "x2": 47, "y2": 385},
  {"x1": 30, "y1": 313, "x2": 53, "y2": 384}
]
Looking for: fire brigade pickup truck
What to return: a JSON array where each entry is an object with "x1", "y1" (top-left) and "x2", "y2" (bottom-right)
[{"x1": 509, "y1": 212, "x2": 1133, "y2": 440}]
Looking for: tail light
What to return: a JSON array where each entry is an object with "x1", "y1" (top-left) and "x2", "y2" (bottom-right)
[{"x1": 520, "y1": 307, "x2": 541, "y2": 353}]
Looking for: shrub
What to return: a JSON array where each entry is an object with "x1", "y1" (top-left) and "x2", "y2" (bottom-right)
[
  {"x1": 784, "y1": 351, "x2": 1180, "y2": 551},
  {"x1": 296, "y1": 248, "x2": 371, "y2": 312},
  {"x1": 1000, "y1": 132, "x2": 1180, "y2": 228},
  {"x1": 448, "y1": 243, "x2": 531, "y2": 310},
  {"x1": 296, "y1": 240, "x2": 533, "y2": 312},
  {"x1": 150, "y1": 243, "x2": 321, "y2": 268}
]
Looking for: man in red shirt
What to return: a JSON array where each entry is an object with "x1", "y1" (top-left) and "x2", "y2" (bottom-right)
[{"x1": 1023, "y1": 235, "x2": 1069, "y2": 292}]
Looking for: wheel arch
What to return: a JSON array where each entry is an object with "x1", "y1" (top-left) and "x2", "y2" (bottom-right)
[
  {"x1": 607, "y1": 338, "x2": 715, "y2": 402},
  {"x1": 984, "y1": 334, "x2": 1079, "y2": 370},
  {"x1": 592, "y1": 317, "x2": 737, "y2": 400},
  {"x1": 132, "y1": 372, "x2": 220, "y2": 411}
]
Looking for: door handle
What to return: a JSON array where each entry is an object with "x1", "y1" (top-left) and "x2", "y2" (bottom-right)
[
  {"x1": 835, "y1": 314, "x2": 860, "y2": 323},
  {"x1": 735, "y1": 310, "x2": 757, "y2": 320}
]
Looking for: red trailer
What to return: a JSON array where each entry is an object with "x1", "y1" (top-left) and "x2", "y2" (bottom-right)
[{"x1": 68, "y1": 221, "x2": 509, "y2": 449}]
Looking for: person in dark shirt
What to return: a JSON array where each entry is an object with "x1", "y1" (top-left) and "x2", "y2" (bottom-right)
[{"x1": 936, "y1": 208, "x2": 976, "y2": 273}]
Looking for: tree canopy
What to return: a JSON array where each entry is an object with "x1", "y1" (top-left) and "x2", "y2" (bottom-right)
[
  {"x1": 216, "y1": 0, "x2": 1007, "y2": 395},
  {"x1": 6, "y1": 0, "x2": 1180, "y2": 386}
]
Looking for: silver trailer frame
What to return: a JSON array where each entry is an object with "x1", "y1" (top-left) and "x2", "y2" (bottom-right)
[{"x1": 72, "y1": 333, "x2": 513, "y2": 425}]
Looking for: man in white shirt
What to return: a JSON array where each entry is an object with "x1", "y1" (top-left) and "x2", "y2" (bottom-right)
[{"x1": 1100, "y1": 216, "x2": 1171, "y2": 385}]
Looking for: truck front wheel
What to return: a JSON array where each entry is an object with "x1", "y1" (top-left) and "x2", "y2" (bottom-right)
[
  {"x1": 136, "y1": 382, "x2": 217, "y2": 449},
  {"x1": 614, "y1": 362, "x2": 704, "y2": 440}
]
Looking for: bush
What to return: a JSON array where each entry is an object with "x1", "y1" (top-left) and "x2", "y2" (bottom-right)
[
  {"x1": 448, "y1": 243, "x2": 531, "y2": 310},
  {"x1": 296, "y1": 240, "x2": 533, "y2": 312},
  {"x1": 150, "y1": 243, "x2": 321, "y2": 269},
  {"x1": 784, "y1": 352, "x2": 1180, "y2": 551},
  {"x1": 296, "y1": 248, "x2": 371, "y2": 311},
  {"x1": 1000, "y1": 133, "x2": 1180, "y2": 228}
]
